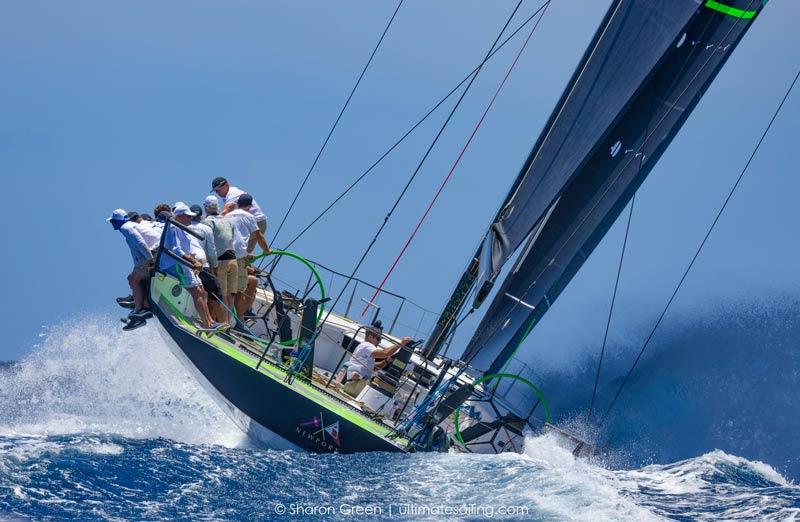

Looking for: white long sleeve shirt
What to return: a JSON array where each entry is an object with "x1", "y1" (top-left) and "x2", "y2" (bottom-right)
[{"x1": 119, "y1": 221, "x2": 153, "y2": 268}]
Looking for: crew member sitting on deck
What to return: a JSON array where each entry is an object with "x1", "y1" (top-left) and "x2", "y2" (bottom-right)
[
  {"x1": 107, "y1": 208, "x2": 154, "y2": 330},
  {"x1": 226, "y1": 193, "x2": 270, "y2": 320},
  {"x1": 211, "y1": 177, "x2": 268, "y2": 253},
  {"x1": 342, "y1": 326, "x2": 411, "y2": 398},
  {"x1": 158, "y1": 203, "x2": 215, "y2": 329}
]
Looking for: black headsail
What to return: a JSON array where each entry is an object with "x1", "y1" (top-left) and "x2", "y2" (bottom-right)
[{"x1": 426, "y1": 0, "x2": 765, "y2": 370}]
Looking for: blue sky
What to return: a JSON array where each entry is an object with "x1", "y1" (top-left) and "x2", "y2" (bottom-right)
[{"x1": 1, "y1": 1, "x2": 797, "y2": 362}]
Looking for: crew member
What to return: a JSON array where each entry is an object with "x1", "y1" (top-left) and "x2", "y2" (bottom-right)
[
  {"x1": 226, "y1": 193, "x2": 270, "y2": 318},
  {"x1": 188, "y1": 203, "x2": 226, "y2": 323},
  {"x1": 159, "y1": 203, "x2": 215, "y2": 328},
  {"x1": 107, "y1": 208, "x2": 153, "y2": 329},
  {"x1": 211, "y1": 177, "x2": 268, "y2": 253},
  {"x1": 129, "y1": 211, "x2": 162, "y2": 253},
  {"x1": 202, "y1": 195, "x2": 238, "y2": 324},
  {"x1": 343, "y1": 326, "x2": 411, "y2": 398}
]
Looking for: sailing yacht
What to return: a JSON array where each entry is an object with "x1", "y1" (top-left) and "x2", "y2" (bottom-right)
[{"x1": 145, "y1": 0, "x2": 768, "y2": 454}]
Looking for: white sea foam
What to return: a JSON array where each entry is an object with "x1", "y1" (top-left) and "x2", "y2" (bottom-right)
[{"x1": 0, "y1": 315, "x2": 245, "y2": 447}]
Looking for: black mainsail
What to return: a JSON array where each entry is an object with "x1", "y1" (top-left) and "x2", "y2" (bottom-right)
[{"x1": 426, "y1": 0, "x2": 765, "y2": 373}]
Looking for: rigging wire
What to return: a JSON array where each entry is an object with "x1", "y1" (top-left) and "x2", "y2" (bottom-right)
[
  {"x1": 313, "y1": 0, "x2": 528, "y2": 333},
  {"x1": 463, "y1": 1, "x2": 758, "y2": 368},
  {"x1": 280, "y1": 2, "x2": 552, "y2": 251},
  {"x1": 270, "y1": 0, "x2": 404, "y2": 245},
  {"x1": 361, "y1": 1, "x2": 551, "y2": 317},
  {"x1": 600, "y1": 67, "x2": 800, "y2": 424},
  {"x1": 588, "y1": 193, "x2": 635, "y2": 415}
]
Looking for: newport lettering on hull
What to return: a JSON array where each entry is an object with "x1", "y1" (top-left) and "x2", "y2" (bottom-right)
[{"x1": 296, "y1": 413, "x2": 341, "y2": 453}]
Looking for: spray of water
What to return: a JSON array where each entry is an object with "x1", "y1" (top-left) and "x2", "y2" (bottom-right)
[{"x1": 0, "y1": 315, "x2": 245, "y2": 447}]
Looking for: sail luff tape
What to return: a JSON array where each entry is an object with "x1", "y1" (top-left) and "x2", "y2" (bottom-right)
[{"x1": 704, "y1": 0, "x2": 759, "y2": 19}]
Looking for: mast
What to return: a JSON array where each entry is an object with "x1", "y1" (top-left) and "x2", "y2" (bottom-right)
[{"x1": 426, "y1": 0, "x2": 766, "y2": 367}]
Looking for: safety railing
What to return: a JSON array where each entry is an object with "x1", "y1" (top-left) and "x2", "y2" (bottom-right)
[
  {"x1": 153, "y1": 217, "x2": 206, "y2": 275},
  {"x1": 484, "y1": 356, "x2": 548, "y2": 424},
  {"x1": 253, "y1": 254, "x2": 440, "y2": 342}
]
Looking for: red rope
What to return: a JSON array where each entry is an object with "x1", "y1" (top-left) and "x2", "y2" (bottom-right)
[{"x1": 362, "y1": 3, "x2": 550, "y2": 317}]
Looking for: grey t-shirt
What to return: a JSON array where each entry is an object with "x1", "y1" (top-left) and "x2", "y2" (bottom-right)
[{"x1": 203, "y1": 214, "x2": 236, "y2": 257}]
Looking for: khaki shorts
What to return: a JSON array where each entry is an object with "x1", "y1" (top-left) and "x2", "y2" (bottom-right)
[
  {"x1": 236, "y1": 258, "x2": 249, "y2": 293},
  {"x1": 247, "y1": 219, "x2": 267, "y2": 254},
  {"x1": 342, "y1": 378, "x2": 368, "y2": 398},
  {"x1": 216, "y1": 259, "x2": 238, "y2": 297}
]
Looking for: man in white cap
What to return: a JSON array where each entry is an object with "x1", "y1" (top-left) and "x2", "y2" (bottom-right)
[
  {"x1": 158, "y1": 203, "x2": 215, "y2": 329},
  {"x1": 202, "y1": 195, "x2": 238, "y2": 323},
  {"x1": 211, "y1": 177, "x2": 268, "y2": 253},
  {"x1": 107, "y1": 209, "x2": 154, "y2": 330}
]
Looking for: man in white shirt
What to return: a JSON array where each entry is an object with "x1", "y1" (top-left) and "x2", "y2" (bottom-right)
[
  {"x1": 128, "y1": 211, "x2": 162, "y2": 253},
  {"x1": 211, "y1": 177, "x2": 268, "y2": 253},
  {"x1": 343, "y1": 326, "x2": 411, "y2": 398},
  {"x1": 226, "y1": 193, "x2": 270, "y2": 317},
  {"x1": 107, "y1": 209, "x2": 154, "y2": 330},
  {"x1": 158, "y1": 203, "x2": 214, "y2": 329}
]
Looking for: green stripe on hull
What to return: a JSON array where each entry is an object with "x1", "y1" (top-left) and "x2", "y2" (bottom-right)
[{"x1": 154, "y1": 276, "x2": 406, "y2": 446}]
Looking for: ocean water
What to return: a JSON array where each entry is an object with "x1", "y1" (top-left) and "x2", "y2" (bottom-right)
[{"x1": 1, "y1": 316, "x2": 798, "y2": 521}]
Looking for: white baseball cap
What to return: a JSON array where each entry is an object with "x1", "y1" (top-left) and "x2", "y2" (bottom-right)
[
  {"x1": 106, "y1": 208, "x2": 129, "y2": 222},
  {"x1": 203, "y1": 195, "x2": 219, "y2": 209},
  {"x1": 172, "y1": 202, "x2": 197, "y2": 217}
]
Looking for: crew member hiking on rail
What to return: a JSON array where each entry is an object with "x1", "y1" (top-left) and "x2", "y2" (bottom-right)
[
  {"x1": 188, "y1": 203, "x2": 228, "y2": 325},
  {"x1": 107, "y1": 209, "x2": 153, "y2": 331},
  {"x1": 158, "y1": 203, "x2": 215, "y2": 329}
]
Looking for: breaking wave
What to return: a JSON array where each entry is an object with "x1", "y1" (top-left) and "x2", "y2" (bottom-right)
[
  {"x1": 0, "y1": 315, "x2": 244, "y2": 447},
  {"x1": 0, "y1": 431, "x2": 797, "y2": 520},
  {"x1": 0, "y1": 315, "x2": 798, "y2": 520}
]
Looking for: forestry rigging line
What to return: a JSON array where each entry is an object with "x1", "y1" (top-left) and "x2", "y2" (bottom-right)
[
  {"x1": 362, "y1": 1, "x2": 551, "y2": 316},
  {"x1": 313, "y1": 0, "x2": 528, "y2": 334},
  {"x1": 279, "y1": 1, "x2": 552, "y2": 252},
  {"x1": 600, "y1": 67, "x2": 800, "y2": 424},
  {"x1": 588, "y1": 194, "x2": 635, "y2": 415},
  {"x1": 270, "y1": 0, "x2": 404, "y2": 245}
]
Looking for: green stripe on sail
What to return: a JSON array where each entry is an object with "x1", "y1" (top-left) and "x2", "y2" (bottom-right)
[{"x1": 704, "y1": 0, "x2": 758, "y2": 19}]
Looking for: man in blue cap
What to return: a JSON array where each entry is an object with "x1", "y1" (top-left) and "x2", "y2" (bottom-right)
[{"x1": 107, "y1": 209, "x2": 154, "y2": 330}]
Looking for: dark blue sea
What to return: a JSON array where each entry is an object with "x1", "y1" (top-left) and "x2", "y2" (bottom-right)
[{"x1": 1, "y1": 316, "x2": 798, "y2": 521}]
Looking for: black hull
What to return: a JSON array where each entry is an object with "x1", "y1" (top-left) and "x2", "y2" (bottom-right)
[{"x1": 151, "y1": 302, "x2": 404, "y2": 454}]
